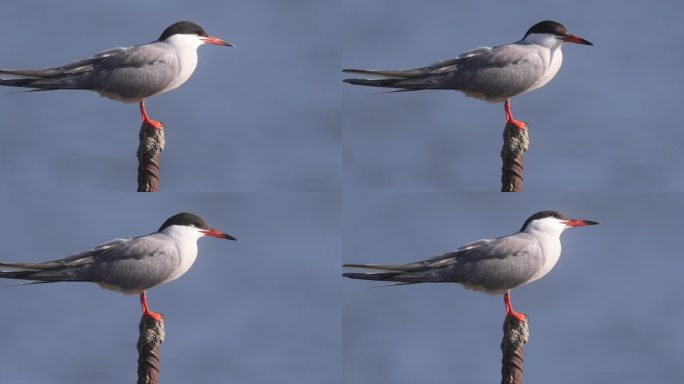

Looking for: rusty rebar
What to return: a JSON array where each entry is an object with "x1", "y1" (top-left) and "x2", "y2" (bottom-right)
[
  {"x1": 500, "y1": 122, "x2": 529, "y2": 192},
  {"x1": 136, "y1": 122, "x2": 165, "y2": 192},
  {"x1": 500, "y1": 315, "x2": 529, "y2": 384},
  {"x1": 137, "y1": 315, "x2": 165, "y2": 384}
]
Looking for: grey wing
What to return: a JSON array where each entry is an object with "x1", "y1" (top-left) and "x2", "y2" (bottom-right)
[
  {"x1": 93, "y1": 47, "x2": 128, "y2": 58},
  {"x1": 342, "y1": 238, "x2": 496, "y2": 282},
  {"x1": 417, "y1": 46, "x2": 495, "y2": 74},
  {"x1": 427, "y1": 238, "x2": 493, "y2": 262},
  {"x1": 434, "y1": 234, "x2": 544, "y2": 293},
  {"x1": 0, "y1": 235, "x2": 180, "y2": 293},
  {"x1": 343, "y1": 44, "x2": 543, "y2": 99},
  {"x1": 83, "y1": 43, "x2": 179, "y2": 101},
  {"x1": 429, "y1": 44, "x2": 545, "y2": 100},
  {"x1": 79, "y1": 235, "x2": 180, "y2": 293},
  {"x1": 0, "y1": 43, "x2": 179, "y2": 101},
  {"x1": 342, "y1": 47, "x2": 493, "y2": 79}
]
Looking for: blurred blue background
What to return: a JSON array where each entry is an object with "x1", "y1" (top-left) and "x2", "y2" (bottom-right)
[
  {"x1": 0, "y1": 0, "x2": 340, "y2": 192},
  {"x1": 0, "y1": 193, "x2": 340, "y2": 384},
  {"x1": 342, "y1": 0, "x2": 684, "y2": 191},
  {"x1": 343, "y1": 193, "x2": 684, "y2": 384}
]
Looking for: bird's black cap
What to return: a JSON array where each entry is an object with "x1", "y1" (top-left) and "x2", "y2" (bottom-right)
[
  {"x1": 523, "y1": 20, "x2": 569, "y2": 39},
  {"x1": 158, "y1": 21, "x2": 208, "y2": 41},
  {"x1": 159, "y1": 212, "x2": 210, "y2": 231},
  {"x1": 520, "y1": 210, "x2": 566, "y2": 231}
]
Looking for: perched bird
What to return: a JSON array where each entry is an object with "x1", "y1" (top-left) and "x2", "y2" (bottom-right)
[
  {"x1": 0, "y1": 212, "x2": 236, "y2": 321},
  {"x1": 343, "y1": 211, "x2": 597, "y2": 320},
  {"x1": 343, "y1": 20, "x2": 592, "y2": 130},
  {"x1": 0, "y1": 21, "x2": 233, "y2": 130}
]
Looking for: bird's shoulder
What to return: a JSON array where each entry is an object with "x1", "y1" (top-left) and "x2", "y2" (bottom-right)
[
  {"x1": 64, "y1": 234, "x2": 177, "y2": 264},
  {"x1": 114, "y1": 233, "x2": 179, "y2": 259},
  {"x1": 93, "y1": 46, "x2": 129, "y2": 58},
  {"x1": 94, "y1": 42, "x2": 177, "y2": 68},
  {"x1": 426, "y1": 233, "x2": 542, "y2": 265},
  {"x1": 428, "y1": 43, "x2": 544, "y2": 73},
  {"x1": 424, "y1": 238, "x2": 494, "y2": 267},
  {"x1": 419, "y1": 46, "x2": 493, "y2": 74}
]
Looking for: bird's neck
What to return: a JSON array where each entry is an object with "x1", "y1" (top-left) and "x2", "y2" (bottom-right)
[{"x1": 520, "y1": 33, "x2": 563, "y2": 50}]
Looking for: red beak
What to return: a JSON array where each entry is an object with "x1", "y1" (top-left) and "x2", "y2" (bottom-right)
[
  {"x1": 564, "y1": 219, "x2": 599, "y2": 227},
  {"x1": 563, "y1": 34, "x2": 593, "y2": 46},
  {"x1": 201, "y1": 228, "x2": 237, "y2": 240},
  {"x1": 201, "y1": 36, "x2": 234, "y2": 47}
]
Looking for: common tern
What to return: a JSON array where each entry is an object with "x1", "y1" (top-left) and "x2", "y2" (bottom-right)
[
  {"x1": 343, "y1": 211, "x2": 597, "y2": 320},
  {"x1": 0, "y1": 212, "x2": 236, "y2": 321},
  {"x1": 343, "y1": 20, "x2": 593, "y2": 130},
  {"x1": 0, "y1": 21, "x2": 233, "y2": 130}
]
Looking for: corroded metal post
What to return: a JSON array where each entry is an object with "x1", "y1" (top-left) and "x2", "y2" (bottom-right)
[
  {"x1": 137, "y1": 315, "x2": 165, "y2": 384},
  {"x1": 500, "y1": 315, "x2": 529, "y2": 384},
  {"x1": 500, "y1": 122, "x2": 528, "y2": 192},
  {"x1": 137, "y1": 122, "x2": 165, "y2": 192}
]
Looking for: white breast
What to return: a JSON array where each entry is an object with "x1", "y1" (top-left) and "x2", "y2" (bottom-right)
[
  {"x1": 164, "y1": 240, "x2": 198, "y2": 283},
  {"x1": 526, "y1": 236, "x2": 562, "y2": 284},
  {"x1": 159, "y1": 34, "x2": 202, "y2": 94},
  {"x1": 523, "y1": 46, "x2": 563, "y2": 95}
]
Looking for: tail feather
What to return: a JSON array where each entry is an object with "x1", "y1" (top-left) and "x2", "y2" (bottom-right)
[
  {"x1": 0, "y1": 262, "x2": 82, "y2": 283},
  {"x1": 0, "y1": 260, "x2": 70, "y2": 270},
  {"x1": 0, "y1": 269, "x2": 81, "y2": 282},
  {"x1": 0, "y1": 68, "x2": 60, "y2": 78},
  {"x1": 342, "y1": 271, "x2": 405, "y2": 281},
  {"x1": 0, "y1": 261, "x2": 50, "y2": 270},
  {"x1": 342, "y1": 271, "x2": 444, "y2": 284},
  {"x1": 343, "y1": 78, "x2": 411, "y2": 89},
  {"x1": 343, "y1": 77, "x2": 445, "y2": 91},
  {"x1": 0, "y1": 77, "x2": 80, "y2": 90},
  {"x1": 343, "y1": 262, "x2": 426, "y2": 272},
  {"x1": 2, "y1": 281, "x2": 56, "y2": 288},
  {"x1": 0, "y1": 67, "x2": 85, "y2": 90},
  {"x1": 342, "y1": 68, "x2": 428, "y2": 79},
  {"x1": 343, "y1": 258, "x2": 452, "y2": 284}
]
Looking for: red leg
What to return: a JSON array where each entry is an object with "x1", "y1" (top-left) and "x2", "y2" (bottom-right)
[
  {"x1": 139, "y1": 100, "x2": 163, "y2": 130},
  {"x1": 139, "y1": 291, "x2": 162, "y2": 321},
  {"x1": 504, "y1": 100, "x2": 527, "y2": 131},
  {"x1": 504, "y1": 291, "x2": 526, "y2": 321}
]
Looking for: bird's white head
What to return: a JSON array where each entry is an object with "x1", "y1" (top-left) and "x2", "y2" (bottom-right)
[
  {"x1": 521, "y1": 20, "x2": 593, "y2": 49},
  {"x1": 520, "y1": 210, "x2": 598, "y2": 237},
  {"x1": 158, "y1": 21, "x2": 234, "y2": 50},
  {"x1": 158, "y1": 212, "x2": 237, "y2": 242}
]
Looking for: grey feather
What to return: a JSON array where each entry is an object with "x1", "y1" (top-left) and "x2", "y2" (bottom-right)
[
  {"x1": 0, "y1": 233, "x2": 181, "y2": 294},
  {"x1": 0, "y1": 41, "x2": 179, "y2": 102},
  {"x1": 343, "y1": 45, "x2": 545, "y2": 102},
  {"x1": 342, "y1": 232, "x2": 543, "y2": 294}
]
